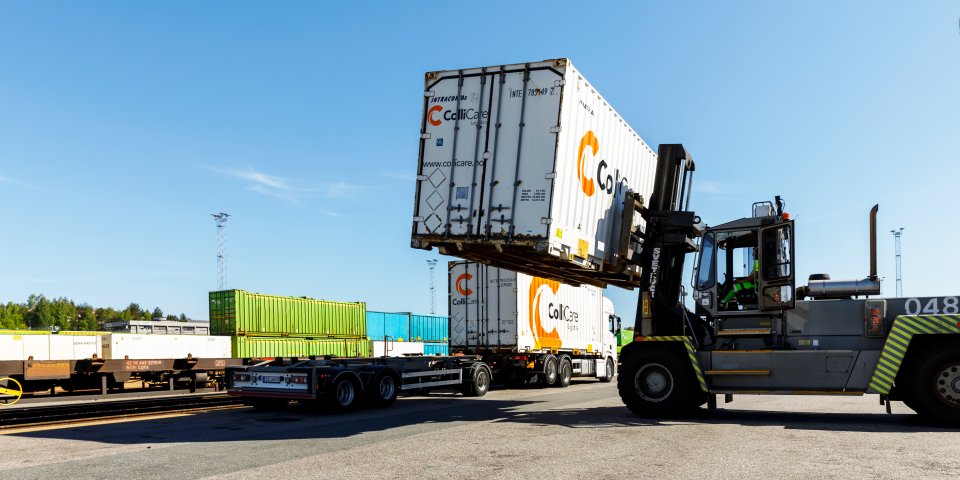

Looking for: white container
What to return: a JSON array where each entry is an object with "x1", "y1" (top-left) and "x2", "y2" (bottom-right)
[
  {"x1": 370, "y1": 340, "x2": 426, "y2": 357},
  {"x1": 49, "y1": 335, "x2": 101, "y2": 360},
  {"x1": 412, "y1": 58, "x2": 656, "y2": 286},
  {"x1": 449, "y1": 261, "x2": 615, "y2": 356},
  {"x1": 101, "y1": 334, "x2": 232, "y2": 360},
  {"x1": 22, "y1": 335, "x2": 50, "y2": 361},
  {"x1": 0, "y1": 335, "x2": 25, "y2": 361}
]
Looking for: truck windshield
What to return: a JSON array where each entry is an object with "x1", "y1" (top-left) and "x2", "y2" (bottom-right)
[{"x1": 696, "y1": 233, "x2": 716, "y2": 290}]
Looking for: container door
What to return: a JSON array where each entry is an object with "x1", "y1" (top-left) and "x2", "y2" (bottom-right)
[
  {"x1": 416, "y1": 65, "x2": 563, "y2": 239},
  {"x1": 758, "y1": 221, "x2": 795, "y2": 310}
]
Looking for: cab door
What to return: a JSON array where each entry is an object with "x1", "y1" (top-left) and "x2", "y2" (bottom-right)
[{"x1": 758, "y1": 221, "x2": 795, "y2": 310}]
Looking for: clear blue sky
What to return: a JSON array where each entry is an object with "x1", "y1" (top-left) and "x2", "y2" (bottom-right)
[{"x1": 1, "y1": 1, "x2": 957, "y2": 322}]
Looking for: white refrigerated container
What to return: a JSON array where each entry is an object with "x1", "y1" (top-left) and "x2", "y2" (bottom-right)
[
  {"x1": 101, "y1": 334, "x2": 232, "y2": 360},
  {"x1": 449, "y1": 261, "x2": 615, "y2": 357},
  {"x1": 370, "y1": 340, "x2": 426, "y2": 357},
  {"x1": 48, "y1": 335, "x2": 101, "y2": 360},
  {"x1": 412, "y1": 58, "x2": 656, "y2": 287}
]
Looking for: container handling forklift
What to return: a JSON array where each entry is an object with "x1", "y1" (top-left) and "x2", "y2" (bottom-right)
[{"x1": 614, "y1": 144, "x2": 960, "y2": 425}]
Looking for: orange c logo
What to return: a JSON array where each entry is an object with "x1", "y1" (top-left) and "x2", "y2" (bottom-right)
[
  {"x1": 577, "y1": 131, "x2": 599, "y2": 197},
  {"x1": 428, "y1": 105, "x2": 443, "y2": 126},
  {"x1": 528, "y1": 277, "x2": 561, "y2": 349},
  {"x1": 455, "y1": 273, "x2": 473, "y2": 296}
]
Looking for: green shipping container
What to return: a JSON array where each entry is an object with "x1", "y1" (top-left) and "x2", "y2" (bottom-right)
[
  {"x1": 231, "y1": 336, "x2": 370, "y2": 358},
  {"x1": 209, "y1": 290, "x2": 366, "y2": 337}
]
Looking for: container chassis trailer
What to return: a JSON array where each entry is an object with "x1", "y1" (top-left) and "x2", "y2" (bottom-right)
[{"x1": 227, "y1": 356, "x2": 492, "y2": 411}]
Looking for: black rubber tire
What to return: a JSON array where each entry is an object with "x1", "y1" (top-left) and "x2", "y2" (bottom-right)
[
  {"x1": 539, "y1": 355, "x2": 559, "y2": 387},
  {"x1": 617, "y1": 347, "x2": 702, "y2": 418},
  {"x1": 461, "y1": 365, "x2": 491, "y2": 397},
  {"x1": 366, "y1": 370, "x2": 400, "y2": 408},
  {"x1": 600, "y1": 357, "x2": 615, "y2": 383},
  {"x1": 903, "y1": 347, "x2": 960, "y2": 426},
  {"x1": 553, "y1": 357, "x2": 572, "y2": 388},
  {"x1": 243, "y1": 397, "x2": 289, "y2": 411},
  {"x1": 325, "y1": 375, "x2": 360, "y2": 412}
]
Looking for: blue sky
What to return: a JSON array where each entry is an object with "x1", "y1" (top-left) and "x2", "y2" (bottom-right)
[{"x1": 1, "y1": 1, "x2": 958, "y2": 322}]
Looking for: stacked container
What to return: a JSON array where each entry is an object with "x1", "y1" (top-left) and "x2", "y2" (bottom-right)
[
  {"x1": 410, "y1": 314, "x2": 449, "y2": 355},
  {"x1": 365, "y1": 312, "x2": 450, "y2": 356},
  {"x1": 210, "y1": 290, "x2": 369, "y2": 358},
  {"x1": 365, "y1": 311, "x2": 411, "y2": 341}
]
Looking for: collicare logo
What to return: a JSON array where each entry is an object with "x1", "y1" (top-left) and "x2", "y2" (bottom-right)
[
  {"x1": 577, "y1": 131, "x2": 599, "y2": 196},
  {"x1": 455, "y1": 273, "x2": 473, "y2": 296},
  {"x1": 428, "y1": 105, "x2": 443, "y2": 126},
  {"x1": 528, "y1": 278, "x2": 562, "y2": 349}
]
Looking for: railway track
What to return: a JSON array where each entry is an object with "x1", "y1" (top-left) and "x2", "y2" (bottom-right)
[{"x1": 0, "y1": 392, "x2": 244, "y2": 430}]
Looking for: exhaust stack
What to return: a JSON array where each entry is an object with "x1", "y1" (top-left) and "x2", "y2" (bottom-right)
[{"x1": 869, "y1": 204, "x2": 878, "y2": 280}]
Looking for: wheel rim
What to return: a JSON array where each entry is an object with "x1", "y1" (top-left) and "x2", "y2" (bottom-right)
[
  {"x1": 378, "y1": 376, "x2": 396, "y2": 400},
  {"x1": 336, "y1": 381, "x2": 355, "y2": 406},
  {"x1": 562, "y1": 362, "x2": 572, "y2": 382},
  {"x1": 934, "y1": 363, "x2": 960, "y2": 407},
  {"x1": 606, "y1": 359, "x2": 614, "y2": 380},
  {"x1": 476, "y1": 370, "x2": 489, "y2": 391},
  {"x1": 634, "y1": 363, "x2": 674, "y2": 402},
  {"x1": 545, "y1": 360, "x2": 557, "y2": 383}
]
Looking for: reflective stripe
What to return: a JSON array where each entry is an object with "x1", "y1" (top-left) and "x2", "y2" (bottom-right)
[{"x1": 867, "y1": 314, "x2": 960, "y2": 394}]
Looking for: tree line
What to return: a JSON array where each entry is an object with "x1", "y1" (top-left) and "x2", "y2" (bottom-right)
[{"x1": 0, "y1": 294, "x2": 192, "y2": 331}]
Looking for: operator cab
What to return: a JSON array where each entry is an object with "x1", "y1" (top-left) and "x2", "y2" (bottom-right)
[{"x1": 692, "y1": 198, "x2": 796, "y2": 317}]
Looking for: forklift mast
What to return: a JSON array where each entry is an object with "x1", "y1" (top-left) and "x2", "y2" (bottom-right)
[{"x1": 632, "y1": 144, "x2": 702, "y2": 337}]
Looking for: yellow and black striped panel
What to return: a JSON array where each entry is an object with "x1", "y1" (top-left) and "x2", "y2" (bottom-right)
[
  {"x1": 639, "y1": 336, "x2": 709, "y2": 393},
  {"x1": 866, "y1": 315, "x2": 960, "y2": 394}
]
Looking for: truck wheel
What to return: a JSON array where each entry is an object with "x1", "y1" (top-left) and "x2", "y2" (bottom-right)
[
  {"x1": 462, "y1": 365, "x2": 491, "y2": 397},
  {"x1": 539, "y1": 355, "x2": 558, "y2": 387},
  {"x1": 367, "y1": 370, "x2": 400, "y2": 408},
  {"x1": 617, "y1": 347, "x2": 700, "y2": 418},
  {"x1": 553, "y1": 357, "x2": 572, "y2": 388},
  {"x1": 243, "y1": 397, "x2": 289, "y2": 411},
  {"x1": 600, "y1": 357, "x2": 615, "y2": 383},
  {"x1": 326, "y1": 376, "x2": 360, "y2": 411},
  {"x1": 904, "y1": 348, "x2": 960, "y2": 426}
]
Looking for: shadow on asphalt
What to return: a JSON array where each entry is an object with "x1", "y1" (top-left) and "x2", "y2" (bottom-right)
[{"x1": 7, "y1": 391, "x2": 953, "y2": 443}]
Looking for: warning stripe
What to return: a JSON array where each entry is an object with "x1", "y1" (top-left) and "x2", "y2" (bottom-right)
[
  {"x1": 639, "y1": 336, "x2": 709, "y2": 393},
  {"x1": 866, "y1": 315, "x2": 960, "y2": 394}
]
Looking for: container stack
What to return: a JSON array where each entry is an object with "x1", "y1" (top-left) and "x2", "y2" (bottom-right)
[
  {"x1": 366, "y1": 312, "x2": 449, "y2": 356},
  {"x1": 209, "y1": 289, "x2": 369, "y2": 358}
]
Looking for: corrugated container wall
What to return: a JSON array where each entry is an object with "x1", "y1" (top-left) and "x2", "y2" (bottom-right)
[
  {"x1": 366, "y1": 311, "x2": 411, "y2": 341},
  {"x1": 449, "y1": 261, "x2": 611, "y2": 355},
  {"x1": 231, "y1": 337, "x2": 369, "y2": 358},
  {"x1": 410, "y1": 314, "x2": 448, "y2": 342},
  {"x1": 411, "y1": 58, "x2": 657, "y2": 288},
  {"x1": 209, "y1": 290, "x2": 366, "y2": 338},
  {"x1": 422, "y1": 342, "x2": 449, "y2": 356}
]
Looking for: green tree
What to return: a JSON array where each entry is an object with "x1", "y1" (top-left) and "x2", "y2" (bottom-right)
[
  {"x1": 179, "y1": 313, "x2": 188, "y2": 322},
  {"x1": 0, "y1": 302, "x2": 27, "y2": 329},
  {"x1": 152, "y1": 307, "x2": 164, "y2": 320}
]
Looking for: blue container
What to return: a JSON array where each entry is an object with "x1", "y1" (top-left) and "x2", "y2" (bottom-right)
[
  {"x1": 422, "y1": 341, "x2": 449, "y2": 356},
  {"x1": 410, "y1": 314, "x2": 449, "y2": 343},
  {"x1": 366, "y1": 311, "x2": 411, "y2": 341}
]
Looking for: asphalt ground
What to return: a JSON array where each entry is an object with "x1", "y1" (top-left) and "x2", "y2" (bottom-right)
[{"x1": 0, "y1": 381, "x2": 956, "y2": 479}]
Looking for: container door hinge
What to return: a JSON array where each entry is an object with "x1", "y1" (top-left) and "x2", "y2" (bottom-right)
[
  {"x1": 541, "y1": 218, "x2": 552, "y2": 225},
  {"x1": 544, "y1": 172, "x2": 557, "y2": 179},
  {"x1": 424, "y1": 90, "x2": 435, "y2": 98},
  {"x1": 549, "y1": 126, "x2": 561, "y2": 133},
  {"x1": 421, "y1": 133, "x2": 432, "y2": 139},
  {"x1": 554, "y1": 80, "x2": 565, "y2": 87},
  {"x1": 416, "y1": 175, "x2": 428, "y2": 181}
]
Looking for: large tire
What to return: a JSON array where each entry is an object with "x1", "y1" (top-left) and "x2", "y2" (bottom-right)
[
  {"x1": 461, "y1": 365, "x2": 491, "y2": 397},
  {"x1": 325, "y1": 375, "x2": 360, "y2": 412},
  {"x1": 553, "y1": 357, "x2": 572, "y2": 388},
  {"x1": 367, "y1": 370, "x2": 400, "y2": 408},
  {"x1": 600, "y1": 357, "x2": 615, "y2": 383},
  {"x1": 538, "y1": 355, "x2": 559, "y2": 387},
  {"x1": 243, "y1": 397, "x2": 289, "y2": 411},
  {"x1": 903, "y1": 347, "x2": 960, "y2": 426},
  {"x1": 617, "y1": 347, "x2": 702, "y2": 418}
]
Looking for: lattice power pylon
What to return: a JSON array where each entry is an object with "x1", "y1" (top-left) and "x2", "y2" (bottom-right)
[
  {"x1": 427, "y1": 259, "x2": 438, "y2": 315},
  {"x1": 891, "y1": 227, "x2": 904, "y2": 297},
  {"x1": 212, "y1": 213, "x2": 230, "y2": 290}
]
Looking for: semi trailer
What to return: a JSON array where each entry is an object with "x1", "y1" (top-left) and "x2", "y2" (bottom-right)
[{"x1": 449, "y1": 261, "x2": 618, "y2": 387}]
